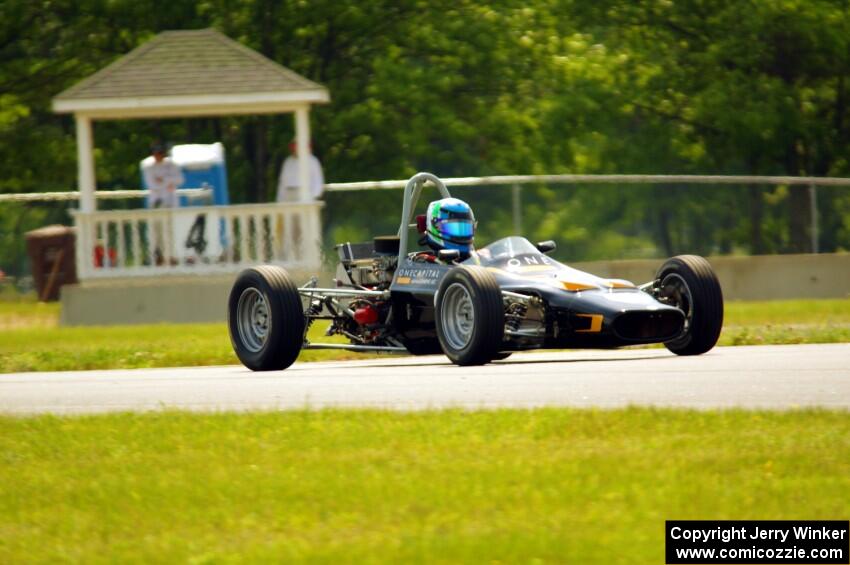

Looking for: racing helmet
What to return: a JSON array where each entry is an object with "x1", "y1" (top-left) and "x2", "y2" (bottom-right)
[{"x1": 425, "y1": 198, "x2": 476, "y2": 254}]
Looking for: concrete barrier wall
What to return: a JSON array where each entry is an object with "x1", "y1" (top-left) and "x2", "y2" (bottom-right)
[
  {"x1": 60, "y1": 269, "x2": 316, "y2": 327},
  {"x1": 571, "y1": 253, "x2": 850, "y2": 301},
  {"x1": 61, "y1": 276, "x2": 236, "y2": 326},
  {"x1": 61, "y1": 254, "x2": 850, "y2": 326}
]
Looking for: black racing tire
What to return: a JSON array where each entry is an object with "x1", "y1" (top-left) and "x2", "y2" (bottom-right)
[
  {"x1": 656, "y1": 255, "x2": 723, "y2": 356},
  {"x1": 491, "y1": 352, "x2": 512, "y2": 361},
  {"x1": 228, "y1": 265, "x2": 305, "y2": 371},
  {"x1": 435, "y1": 266, "x2": 505, "y2": 366}
]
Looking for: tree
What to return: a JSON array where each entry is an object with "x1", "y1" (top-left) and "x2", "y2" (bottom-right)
[{"x1": 578, "y1": 0, "x2": 850, "y2": 253}]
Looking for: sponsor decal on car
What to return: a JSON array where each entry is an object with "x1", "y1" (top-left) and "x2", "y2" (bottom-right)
[{"x1": 396, "y1": 268, "x2": 443, "y2": 286}]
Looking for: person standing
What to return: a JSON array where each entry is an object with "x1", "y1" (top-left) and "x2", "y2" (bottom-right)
[
  {"x1": 274, "y1": 139, "x2": 324, "y2": 261},
  {"x1": 276, "y1": 139, "x2": 324, "y2": 202},
  {"x1": 142, "y1": 142, "x2": 185, "y2": 209},
  {"x1": 141, "y1": 142, "x2": 184, "y2": 265}
]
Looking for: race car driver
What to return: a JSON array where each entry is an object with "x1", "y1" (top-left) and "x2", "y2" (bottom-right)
[{"x1": 416, "y1": 197, "x2": 477, "y2": 263}]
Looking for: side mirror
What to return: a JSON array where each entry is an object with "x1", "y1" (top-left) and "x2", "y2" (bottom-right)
[
  {"x1": 536, "y1": 240, "x2": 556, "y2": 254},
  {"x1": 438, "y1": 249, "x2": 461, "y2": 262}
]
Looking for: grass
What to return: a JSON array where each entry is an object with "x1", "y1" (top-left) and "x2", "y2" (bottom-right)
[
  {"x1": 0, "y1": 301, "x2": 59, "y2": 330},
  {"x1": 721, "y1": 299, "x2": 850, "y2": 345},
  {"x1": 1, "y1": 299, "x2": 849, "y2": 373},
  {"x1": 0, "y1": 318, "x2": 365, "y2": 373},
  {"x1": 724, "y1": 299, "x2": 850, "y2": 325},
  {"x1": 0, "y1": 408, "x2": 847, "y2": 563}
]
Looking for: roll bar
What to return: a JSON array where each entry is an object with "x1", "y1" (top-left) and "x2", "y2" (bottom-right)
[{"x1": 396, "y1": 172, "x2": 453, "y2": 263}]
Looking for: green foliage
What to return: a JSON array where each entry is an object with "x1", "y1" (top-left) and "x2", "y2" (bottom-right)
[
  {"x1": 3, "y1": 0, "x2": 850, "y2": 275},
  {"x1": 1, "y1": 409, "x2": 848, "y2": 562},
  {"x1": 0, "y1": 318, "x2": 374, "y2": 373},
  {"x1": 579, "y1": 0, "x2": 850, "y2": 252}
]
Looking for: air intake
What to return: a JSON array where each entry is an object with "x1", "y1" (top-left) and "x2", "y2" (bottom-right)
[{"x1": 613, "y1": 310, "x2": 684, "y2": 341}]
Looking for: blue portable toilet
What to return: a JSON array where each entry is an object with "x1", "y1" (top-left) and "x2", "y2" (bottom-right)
[{"x1": 140, "y1": 142, "x2": 229, "y2": 207}]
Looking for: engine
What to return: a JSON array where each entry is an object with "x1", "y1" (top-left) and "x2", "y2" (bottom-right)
[
  {"x1": 335, "y1": 240, "x2": 398, "y2": 290},
  {"x1": 370, "y1": 254, "x2": 397, "y2": 287},
  {"x1": 325, "y1": 296, "x2": 393, "y2": 346}
]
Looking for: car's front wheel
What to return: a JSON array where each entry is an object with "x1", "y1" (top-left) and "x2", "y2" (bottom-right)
[
  {"x1": 228, "y1": 266, "x2": 304, "y2": 371},
  {"x1": 435, "y1": 266, "x2": 505, "y2": 365},
  {"x1": 656, "y1": 255, "x2": 723, "y2": 355}
]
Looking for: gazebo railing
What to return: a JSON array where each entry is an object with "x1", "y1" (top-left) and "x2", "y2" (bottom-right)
[{"x1": 72, "y1": 202, "x2": 323, "y2": 280}]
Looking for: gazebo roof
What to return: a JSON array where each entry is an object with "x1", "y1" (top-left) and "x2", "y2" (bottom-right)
[{"x1": 53, "y1": 29, "x2": 329, "y2": 118}]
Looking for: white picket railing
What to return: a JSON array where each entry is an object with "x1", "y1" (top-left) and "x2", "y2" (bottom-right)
[{"x1": 72, "y1": 202, "x2": 323, "y2": 280}]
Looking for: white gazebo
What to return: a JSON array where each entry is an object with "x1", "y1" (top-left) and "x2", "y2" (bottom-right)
[
  {"x1": 54, "y1": 28, "x2": 328, "y2": 210},
  {"x1": 52, "y1": 29, "x2": 330, "y2": 286},
  {"x1": 50, "y1": 29, "x2": 332, "y2": 324}
]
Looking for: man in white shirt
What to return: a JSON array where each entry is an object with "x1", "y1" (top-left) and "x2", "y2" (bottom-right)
[
  {"x1": 141, "y1": 142, "x2": 184, "y2": 265},
  {"x1": 142, "y1": 143, "x2": 185, "y2": 208},
  {"x1": 276, "y1": 139, "x2": 324, "y2": 202}
]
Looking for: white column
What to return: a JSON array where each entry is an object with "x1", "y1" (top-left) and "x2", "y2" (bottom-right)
[
  {"x1": 75, "y1": 114, "x2": 96, "y2": 213},
  {"x1": 295, "y1": 106, "x2": 311, "y2": 202}
]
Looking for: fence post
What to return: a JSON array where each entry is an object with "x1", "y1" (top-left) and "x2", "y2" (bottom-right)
[
  {"x1": 511, "y1": 183, "x2": 522, "y2": 235},
  {"x1": 809, "y1": 183, "x2": 819, "y2": 253}
]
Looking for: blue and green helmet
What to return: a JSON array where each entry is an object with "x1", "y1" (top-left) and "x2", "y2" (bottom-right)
[{"x1": 425, "y1": 198, "x2": 476, "y2": 253}]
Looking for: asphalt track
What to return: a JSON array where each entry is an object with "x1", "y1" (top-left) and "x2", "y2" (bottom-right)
[{"x1": 0, "y1": 344, "x2": 848, "y2": 415}]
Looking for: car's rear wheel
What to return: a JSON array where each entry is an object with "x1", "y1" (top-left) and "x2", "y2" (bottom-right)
[
  {"x1": 228, "y1": 266, "x2": 304, "y2": 370},
  {"x1": 656, "y1": 255, "x2": 723, "y2": 355},
  {"x1": 435, "y1": 266, "x2": 505, "y2": 365}
]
